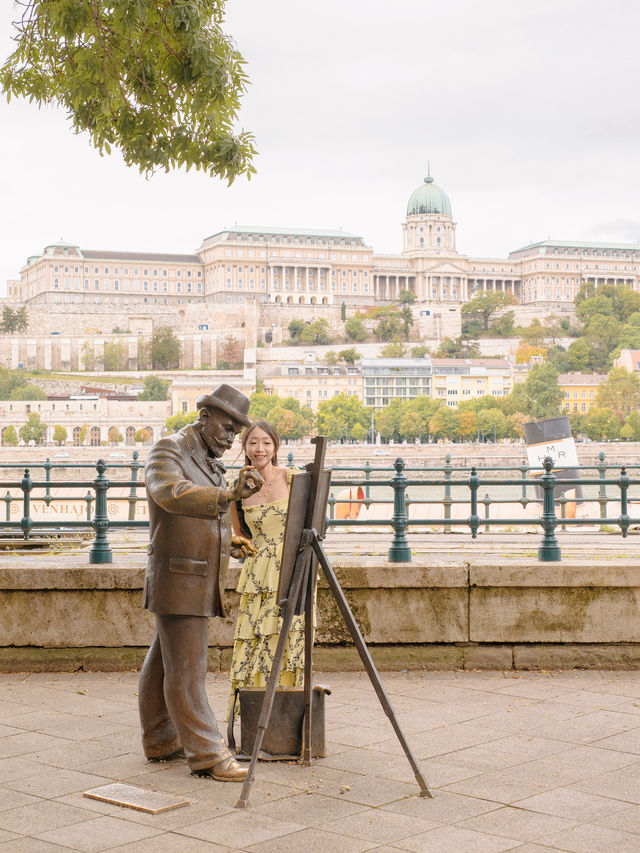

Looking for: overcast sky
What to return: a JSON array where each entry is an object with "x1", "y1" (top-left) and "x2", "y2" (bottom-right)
[{"x1": 1, "y1": 0, "x2": 639, "y2": 293}]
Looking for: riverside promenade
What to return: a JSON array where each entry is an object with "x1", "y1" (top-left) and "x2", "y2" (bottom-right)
[{"x1": 1, "y1": 669, "x2": 640, "y2": 851}]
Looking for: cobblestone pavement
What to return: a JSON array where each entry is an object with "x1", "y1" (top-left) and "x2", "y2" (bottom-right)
[{"x1": 1, "y1": 670, "x2": 640, "y2": 851}]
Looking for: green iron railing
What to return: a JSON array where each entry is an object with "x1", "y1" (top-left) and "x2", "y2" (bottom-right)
[{"x1": 0, "y1": 450, "x2": 638, "y2": 564}]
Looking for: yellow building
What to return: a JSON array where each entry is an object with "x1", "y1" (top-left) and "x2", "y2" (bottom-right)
[
  {"x1": 262, "y1": 360, "x2": 362, "y2": 409},
  {"x1": 430, "y1": 358, "x2": 513, "y2": 408},
  {"x1": 558, "y1": 373, "x2": 606, "y2": 414}
]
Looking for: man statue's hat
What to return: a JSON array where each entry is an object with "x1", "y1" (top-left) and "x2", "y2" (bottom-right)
[{"x1": 196, "y1": 384, "x2": 252, "y2": 427}]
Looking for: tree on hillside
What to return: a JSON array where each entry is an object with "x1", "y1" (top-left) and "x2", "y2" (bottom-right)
[
  {"x1": 344, "y1": 316, "x2": 367, "y2": 342},
  {"x1": 374, "y1": 313, "x2": 404, "y2": 341},
  {"x1": 9, "y1": 384, "x2": 46, "y2": 400},
  {"x1": 0, "y1": 369, "x2": 26, "y2": 400},
  {"x1": 543, "y1": 315, "x2": 564, "y2": 347},
  {"x1": 288, "y1": 319, "x2": 305, "y2": 342},
  {"x1": 3, "y1": 425, "x2": 18, "y2": 446},
  {"x1": 575, "y1": 295, "x2": 614, "y2": 324},
  {"x1": 547, "y1": 345, "x2": 572, "y2": 374},
  {"x1": 15, "y1": 305, "x2": 28, "y2": 332},
  {"x1": 436, "y1": 336, "x2": 480, "y2": 358},
  {"x1": 398, "y1": 289, "x2": 416, "y2": 305},
  {"x1": 165, "y1": 411, "x2": 198, "y2": 433},
  {"x1": 461, "y1": 292, "x2": 513, "y2": 332},
  {"x1": 338, "y1": 348, "x2": 359, "y2": 364},
  {"x1": 103, "y1": 340, "x2": 127, "y2": 371},
  {"x1": 0, "y1": 306, "x2": 20, "y2": 333},
  {"x1": 399, "y1": 305, "x2": 414, "y2": 339},
  {"x1": 614, "y1": 312, "x2": 640, "y2": 354},
  {"x1": 566, "y1": 338, "x2": 591, "y2": 372},
  {"x1": 518, "y1": 319, "x2": 547, "y2": 347},
  {"x1": 150, "y1": 326, "x2": 181, "y2": 370},
  {"x1": 108, "y1": 426, "x2": 123, "y2": 444},
  {"x1": 135, "y1": 428, "x2": 152, "y2": 444},
  {"x1": 139, "y1": 374, "x2": 170, "y2": 401},
  {"x1": 583, "y1": 315, "x2": 621, "y2": 372},
  {"x1": 20, "y1": 412, "x2": 47, "y2": 445},
  {"x1": 217, "y1": 335, "x2": 243, "y2": 369},
  {"x1": 380, "y1": 341, "x2": 406, "y2": 358},
  {"x1": 411, "y1": 345, "x2": 430, "y2": 358},
  {"x1": 1, "y1": 0, "x2": 256, "y2": 183},
  {"x1": 299, "y1": 319, "x2": 333, "y2": 345},
  {"x1": 595, "y1": 368, "x2": 640, "y2": 423}
]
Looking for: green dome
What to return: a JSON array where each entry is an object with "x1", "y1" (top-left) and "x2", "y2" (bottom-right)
[{"x1": 406, "y1": 175, "x2": 452, "y2": 216}]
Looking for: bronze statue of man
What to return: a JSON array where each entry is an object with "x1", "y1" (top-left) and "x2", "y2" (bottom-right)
[{"x1": 138, "y1": 384, "x2": 261, "y2": 782}]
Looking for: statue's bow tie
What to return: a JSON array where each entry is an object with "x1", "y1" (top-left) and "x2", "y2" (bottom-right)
[{"x1": 207, "y1": 457, "x2": 226, "y2": 475}]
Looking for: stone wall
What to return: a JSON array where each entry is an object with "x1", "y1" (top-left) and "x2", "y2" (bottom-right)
[
  {"x1": 2, "y1": 556, "x2": 640, "y2": 672},
  {"x1": 0, "y1": 302, "x2": 258, "y2": 371}
]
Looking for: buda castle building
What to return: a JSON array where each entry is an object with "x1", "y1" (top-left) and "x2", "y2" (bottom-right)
[{"x1": 5, "y1": 172, "x2": 640, "y2": 367}]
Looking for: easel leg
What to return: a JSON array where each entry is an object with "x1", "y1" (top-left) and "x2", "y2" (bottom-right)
[
  {"x1": 311, "y1": 535, "x2": 433, "y2": 798},
  {"x1": 234, "y1": 542, "x2": 310, "y2": 809},
  {"x1": 302, "y1": 559, "x2": 317, "y2": 766}
]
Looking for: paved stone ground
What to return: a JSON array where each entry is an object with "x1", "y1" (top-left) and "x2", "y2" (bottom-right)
[{"x1": 1, "y1": 670, "x2": 640, "y2": 851}]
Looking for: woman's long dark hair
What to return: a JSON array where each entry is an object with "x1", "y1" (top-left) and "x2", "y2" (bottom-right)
[{"x1": 235, "y1": 420, "x2": 281, "y2": 538}]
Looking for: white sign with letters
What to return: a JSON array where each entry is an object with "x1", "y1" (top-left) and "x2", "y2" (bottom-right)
[{"x1": 526, "y1": 436, "x2": 579, "y2": 472}]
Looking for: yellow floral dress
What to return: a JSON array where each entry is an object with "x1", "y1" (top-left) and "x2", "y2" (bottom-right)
[{"x1": 228, "y1": 469, "x2": 306, "y2": 717}]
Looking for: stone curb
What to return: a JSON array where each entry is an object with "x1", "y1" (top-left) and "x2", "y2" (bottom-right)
[{"x1": 3, "y1": 643, "x2": 640, "y2": 672}]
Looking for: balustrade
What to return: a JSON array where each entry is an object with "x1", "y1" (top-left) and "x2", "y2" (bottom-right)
[{"x1": 0, "y1": 450, "x2": 637, "y2": 565}]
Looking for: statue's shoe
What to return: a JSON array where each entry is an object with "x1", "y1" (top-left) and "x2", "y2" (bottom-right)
[
  {"x1": 147, "y1": 747, "x2": 185, "y2": 762},
  {"x1": 194, "y1": 755, "x2": 248, "y2": 782}
]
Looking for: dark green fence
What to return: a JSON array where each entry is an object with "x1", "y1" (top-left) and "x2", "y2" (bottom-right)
[{"x1": 0, "y1": 451, "x2": 638, "y2": 564}]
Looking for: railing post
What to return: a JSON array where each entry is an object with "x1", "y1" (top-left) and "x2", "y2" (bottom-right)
[
  {"x1": 363, "y1": 459, "x2": 372, "y2": 508},
  {"x1": 483, "y1": 493, "x2": 491, "y2": 533},
  {"x1": 43, "y1": 457, "x2": 52, "y2": 506},
  {"x1": 618, "y1": 466, "x2": 630, "y2": 538},
  {"x1": 520, "y1": 459, "x2": 529, "y2": 507},
  {"x1": 596, "y1": 451, "x2": 607, "y2": 522},
  {"x1": 469, "y1": 466, "x2": 479, "y2": 539},
  {"x1": 538, "y1": 456, "x2": 561, "y2": 562},
  {"x1": 4, "y1": 490, "x2": 12, "y2": 522},
  {"x1": 558, "y1": 494, "x2": 567, "y2": 531},
  {"x1": 20, "y1": 468, "x2": 32, "y2": 540},
  {"x1": 128, "y1": 449, "x2": 141, "y2": 521},
  {"x1": 328, "y1": 491, "x2": 336, "y2": 521},
  {"x1": 443, "y1": 453, "x2": 453, "y2": 532},
  {"x1": 85, "y1": 490, "x2": 94, "y2": 521},
  {"x1": 388, "y1": 457, "x2": 411, "y2": 562},
  {"x1": 89, "y1": 459, "x2": 112, "y2": 564}
]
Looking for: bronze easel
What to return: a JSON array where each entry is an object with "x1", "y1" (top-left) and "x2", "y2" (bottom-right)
[{"x1": 234, "y1": 436, "x2": 432, "y2": 808}]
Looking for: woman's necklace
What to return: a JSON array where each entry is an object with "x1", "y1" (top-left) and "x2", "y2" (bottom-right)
[{"x1": 257, "y1": 463, "x2": 275, "y2": 498}]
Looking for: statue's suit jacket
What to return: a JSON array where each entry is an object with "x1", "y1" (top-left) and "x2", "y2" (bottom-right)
[{"x1": 143, "y1": 424, "x2": 231, "y2": 618}]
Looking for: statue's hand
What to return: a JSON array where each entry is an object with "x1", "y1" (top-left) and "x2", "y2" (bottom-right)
[
  {"x1": 227, "y1": 466, "x2": 263, "y2": 501},
  {"x1": 231, "y1": 534, "x2": 258, "y2": 559}
]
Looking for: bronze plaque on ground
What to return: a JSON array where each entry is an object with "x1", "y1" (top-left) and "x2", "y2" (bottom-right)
[{"x1": 84, "y1": 783, "x2": 189, "y2": 814}]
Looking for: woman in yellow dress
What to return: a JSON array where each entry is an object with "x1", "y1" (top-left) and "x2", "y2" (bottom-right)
[{"x1": 227, "y1": 421, "x2": 305, "y2": 717}]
